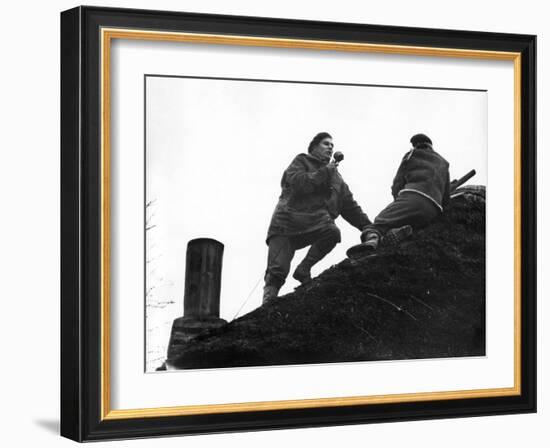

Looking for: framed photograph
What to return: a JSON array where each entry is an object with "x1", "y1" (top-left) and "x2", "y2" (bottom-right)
[{"x1": 60, "y1": 6, "x2": 536, "y2": 441}]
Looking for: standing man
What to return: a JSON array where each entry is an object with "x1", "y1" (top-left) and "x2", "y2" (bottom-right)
[
  {"x1": 350, "y1": 133, "x2": 450, "y2": 256},
  {"x1": 263, "y1": 132, "x2": 371, "y2": 304}
]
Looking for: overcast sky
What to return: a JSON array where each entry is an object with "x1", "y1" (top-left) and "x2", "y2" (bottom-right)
[{"x1": 145, "y1": 75, "x2": 487, "y2": 364}]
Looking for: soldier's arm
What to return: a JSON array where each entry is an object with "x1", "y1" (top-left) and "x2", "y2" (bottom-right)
[
  {"x1": 285, "y1": 155, "x2": 334, "y2": 193},
  {"x1": 391, "y1": 152, "x2": 411, "y2": 199},
  {"x1": 340, "y1": 183, "x2": 372, "y2": 230}
]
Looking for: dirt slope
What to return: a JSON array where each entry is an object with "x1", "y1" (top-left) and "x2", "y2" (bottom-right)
[{"x1": 168, "y1": 186, "x2": 486, "y2": 370}]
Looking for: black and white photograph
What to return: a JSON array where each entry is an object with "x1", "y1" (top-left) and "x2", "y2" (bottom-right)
[{"x1": 145, "y1": 75, "x2": 487, "y2": 372}]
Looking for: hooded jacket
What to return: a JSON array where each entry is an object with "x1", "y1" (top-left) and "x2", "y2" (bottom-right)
[
  {"x1": 267, "y1": 153, "x2": 370, "y2": 242},
  {"x1": 391, "y1": 144, "x2": 451, "y2": 210}
]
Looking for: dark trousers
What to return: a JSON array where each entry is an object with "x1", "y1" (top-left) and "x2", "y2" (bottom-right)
[
  {"x1": 365, "y1": 191, "x2": 440, "y2": 237},
  {"x1": 264, "y1": 224, "x2": 341, "y2": 289}
]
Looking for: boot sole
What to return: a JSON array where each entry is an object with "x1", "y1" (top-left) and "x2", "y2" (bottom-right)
[
  {"x1": 346, "y1": 242, "x2": 377, "y2": 259},
  {"x1": 382, "y1": 225, "x2": 413, "y2": 247}
]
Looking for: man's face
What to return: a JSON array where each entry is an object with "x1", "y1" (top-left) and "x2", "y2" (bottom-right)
[{"x1": 311, "y1": 137, "x2": 334, "y2": 162}]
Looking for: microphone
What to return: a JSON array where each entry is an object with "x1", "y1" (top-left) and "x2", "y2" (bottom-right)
[{"x1": 333, "y1": 151, "x2": 344, "y2": 165}]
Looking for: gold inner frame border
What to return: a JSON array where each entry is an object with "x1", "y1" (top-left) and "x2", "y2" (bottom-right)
[{"x1": 99, "y1": 27, "x2": 522, "y2": 421}]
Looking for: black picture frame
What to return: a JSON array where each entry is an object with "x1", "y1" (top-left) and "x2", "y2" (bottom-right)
[{"x1": 61, "y1": 5, "x2": 536, "y2": 442}]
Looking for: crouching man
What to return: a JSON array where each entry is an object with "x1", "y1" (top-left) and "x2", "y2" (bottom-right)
[
  {"x1": 352, "y1": 133, "x2": 450, "y2": 255},
  {"x1": 263, "y1": 132, "x2": 371, "y2": 304}
]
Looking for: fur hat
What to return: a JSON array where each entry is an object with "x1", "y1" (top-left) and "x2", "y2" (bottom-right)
[{"x1": 410, "y1": 133, "x2": 432, "y2": 147}]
